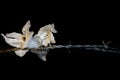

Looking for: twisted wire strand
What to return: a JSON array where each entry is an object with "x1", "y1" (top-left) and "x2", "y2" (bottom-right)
[{"x1": 0, "y1": 44, "x2": 120, "y2": 54}]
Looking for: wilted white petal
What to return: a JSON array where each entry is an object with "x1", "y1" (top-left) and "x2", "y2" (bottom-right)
[
  {"x1": 28, "y1": 38, "x2": 39, "y2": 48},
  {"x1": 38, "y1": 54, "x2": 46, "y2": 61},
  {"x1": 6, "y1": 32, "x2": 22, "y2": 38},
  {"x1": 42, "y1": 38, "x2": 51, "y2": 46},
  {"x1": 39, "y1": 32, "x2": 48, "y2": 39},
  {"x1": 47, "y1": 24, "x2": 57, "y2": 33},
  {"x1": 30, "y1": 49, "x2": 48, "y2": 61},
  {"x1": 22, "y1": 20, "x2": 31, "y2": 34},
  {"x1": 37, "y1": 24, "x2": 57, "y2": 36},
  {"x1": 49, "y1": 32, "x2": 56, "y2": 43},
  {"x1": 1, "y1": 33, "x2": 22, "y2": 47},
  {"x1": 37, "y1": 50, "x2": 48, "y2": 61},
  {"x1": 15, "y1": 49, "x2": 29, "y2": 57},
  {"x1": 34, "y1": 24, "x2": 57, "y2": 46}
]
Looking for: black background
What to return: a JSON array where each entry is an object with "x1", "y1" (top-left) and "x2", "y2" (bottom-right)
[{"x1": 0, "y1": 1, "x2": 120, "y2": 66}]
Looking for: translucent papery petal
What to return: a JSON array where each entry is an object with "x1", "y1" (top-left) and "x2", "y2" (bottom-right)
[
  {"x1": 51, "y1": 24, "x2": 57, "y2": 33},
  {"x1": 22, "y1": 20, "x2": 31, "y2": 34},
  {"x1": 49, "y1": 32, "x2": 56, "y2": 43},
  {"x1": 37, "y1": 32, "x2": 56, "y2": 46},
  {"x1": 37, "y1": 24, "x2": 50, "y2": 36},
  {"x1": 30, "y1": 49, "x2": 48, "y2": 61},
  {"x1": 15, "y1": 49, "x2": 29, "y2": 57},
  {"x1": 38, "y1": 24, "x2": 57, "y2": 34},
  {"x1": 6, "y1": 32, "x2": 22, "y2": 39},
  {"x1": 1, "y1": 33, "x2": 22, "y2": 47},
  {"x1": 34, "y1": 24, "x2": 57, "y2": 46},
  {"x1": 47, "y1": 24, "x2": 57, "y2": 33},
  {"x1": 42, "y1": 39, "x2": 50, "y2": 46},
  {"x1": 28, "y1": 38, "x2": 39, "y2": 48},
  {"x1": 40, "y1": 32, "x2": 47, "y2": 40}
]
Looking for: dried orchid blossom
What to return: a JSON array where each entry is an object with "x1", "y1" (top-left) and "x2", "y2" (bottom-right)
[{"x1": 1, "y1": 20, "x2": 57, "y2": 61}]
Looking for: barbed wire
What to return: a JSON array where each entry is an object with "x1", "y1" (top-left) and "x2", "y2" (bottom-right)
[{"x1": 0, "y1": 44, "x2": 120, "y2": 54}]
